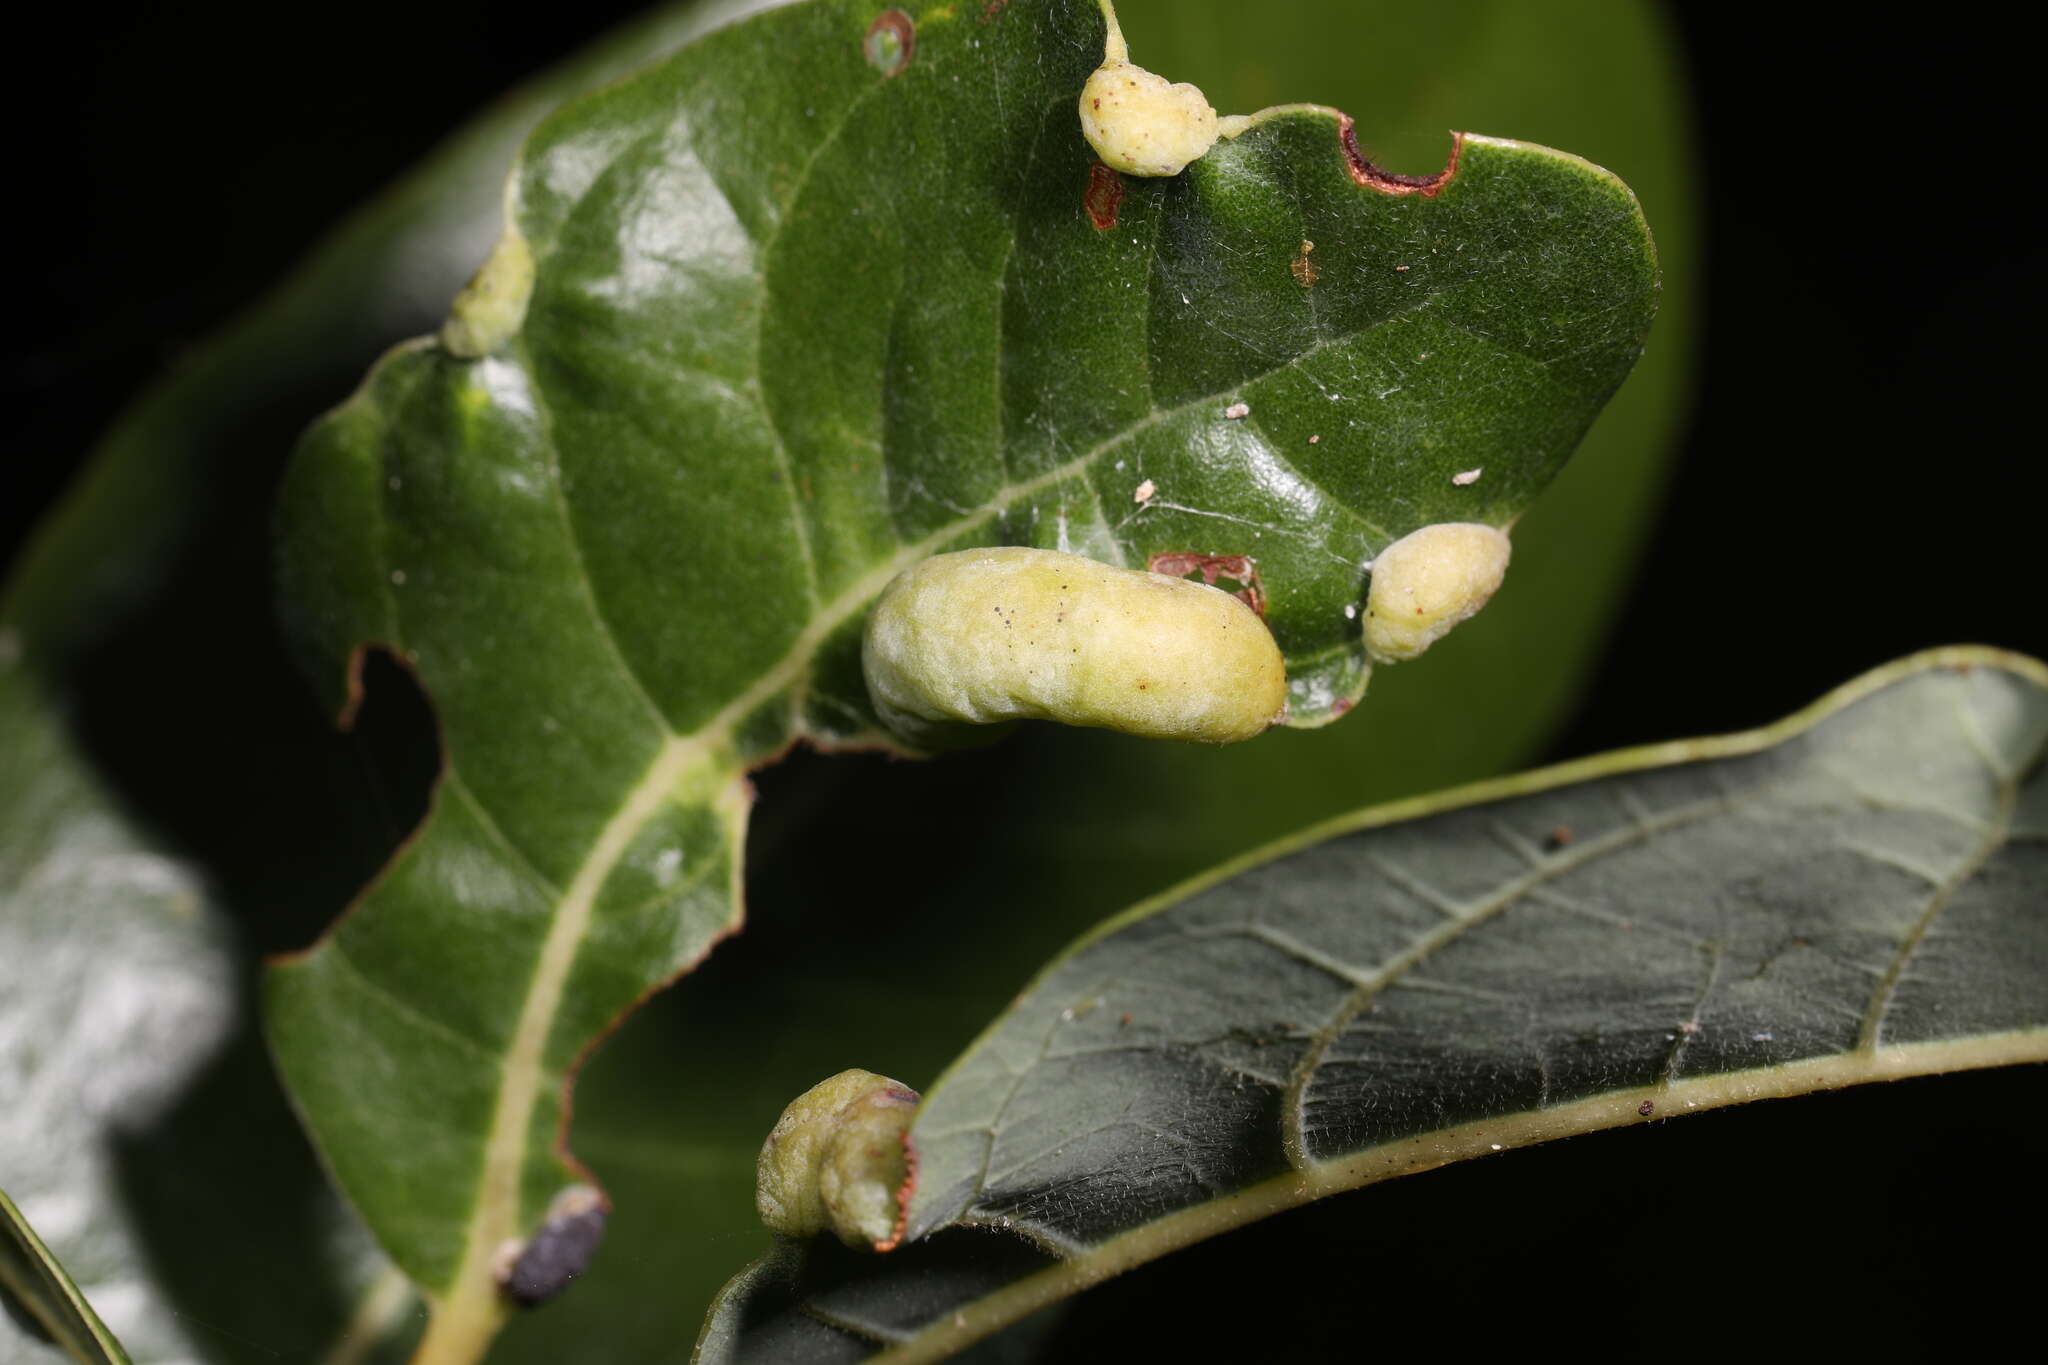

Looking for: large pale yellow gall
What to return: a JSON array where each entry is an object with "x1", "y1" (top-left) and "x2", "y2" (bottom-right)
[{"x1": 863, "y1": 547, "x2": 1287, "y2": 747}]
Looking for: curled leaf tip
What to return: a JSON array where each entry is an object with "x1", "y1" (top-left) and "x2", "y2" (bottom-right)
[{"x1": 757, "y1": 1069, "x2": 920, "y2": 1252}]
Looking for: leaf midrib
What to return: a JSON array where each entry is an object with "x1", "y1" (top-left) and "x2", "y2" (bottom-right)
[
  {"x1": 865, "y1": 1029, "x2": 2048, "y2": 1365},
  {"x1": 1276, "y1": 786, "x2": 1734, "y2": 1167}
]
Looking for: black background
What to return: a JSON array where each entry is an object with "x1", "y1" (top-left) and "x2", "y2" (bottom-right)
[{"x1": 3, "y1": 2, "x2": 2040, "y2": 1358}]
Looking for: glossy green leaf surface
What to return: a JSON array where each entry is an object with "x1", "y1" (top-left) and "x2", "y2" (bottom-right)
[
  {"x1": 695, "y1": 648, "x2": 2048, "y2": 1361},
  {"x1": 1, "y1": 1185, "x2": 131, "y2": 1365},
  {"x1": 1012, "y1": 0, "x2": 1697, "y2": 894},
  {"x1": 266, "y1": 0, "x2": 1656, "y2": 1326}
]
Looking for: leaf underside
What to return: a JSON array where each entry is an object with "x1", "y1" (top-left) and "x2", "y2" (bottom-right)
[
  {"x1": 266, "y1": 0, "x2": 1656, "y2": 1311},
  {"x1": 695, "y1": 648, "x2": 2048, "y2": 1362}
]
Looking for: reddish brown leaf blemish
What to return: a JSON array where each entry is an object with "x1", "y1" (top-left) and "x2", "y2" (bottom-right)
[
  {"x1": 863, "y1": 9, "x2": 915, "y2": 77},
  {"x1": 1290, "y1": 239, "x2": 1318, "y2": 288},
  {"x1": 980, "y1": 0, "x2": 1010, "y2": 20},
  {"x1": 1085, "y1": 162, "x2": 1124, "y2": 231},
  {"x1": 874, "y1": 1126, "x2": 920, "y2": 1253},
  {"x1": 1148, "y1": 552, "x2": 1267, "y2": 617},
  {"x1": 1337, "y1": 119, "x2": 1463, "y2": 197}
]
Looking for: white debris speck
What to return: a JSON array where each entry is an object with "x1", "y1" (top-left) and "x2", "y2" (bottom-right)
[
  {"x1": 1224, "y1": 402, "x2": 1250, "y2": 420},
  {"x1": 1133, "y1": 479, "x2": 1157, "y2": 503},
  {"x1": 1490, "y1": 1144, "x2": 1503, "y2": 1151},
  {"x1": 1308, "y1": 434, "x2": 1321, "y2": 444},
  {"x1": 1343, "y1": 603, "x2": 1358, "y2": 619},
  {"x1": 1452, "y1": 468, "x2": 1483, "y2": 486},
  {"x1": 390, "y1": 570, "x2": 407, "y2": 585},
  {"x1": 1750, "y1": 1032, "x2": 1775, "y2": 1042},
  {"x1": 1395, "y1": 265, "x2": 1410, "y2": 272},
  {"x1": 653, "y1": 848, "x2": 683, "y2": 886}
]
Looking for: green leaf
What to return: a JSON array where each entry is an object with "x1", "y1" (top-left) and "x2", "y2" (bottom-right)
[
  {"x1": 1, "y1": 1185, "x2": 131, "y2": 1365},
  {"x1": 266, "y1": 0, "x2": 1657, "y2": 1340},
  {"x1": 695, "y1": 647, "x2": 2048, "y2": 1361},
  {"x1": 484, "y1": 6, "x2": 1695, "y2": 1352},
  {"x1": 1010, "y1": 0, "x2": 1699, "y2": 894}
]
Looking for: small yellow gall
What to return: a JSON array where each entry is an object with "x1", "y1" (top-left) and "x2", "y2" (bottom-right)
[
  {"x1": 1078, "y1": 59, "x2": 1219, "y2": 177},
  {"x1": 1362, "y1": 523, "x2": 1512, "y2": 663}
]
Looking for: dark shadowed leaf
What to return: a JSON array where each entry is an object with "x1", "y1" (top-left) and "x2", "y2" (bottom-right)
[{"x1": 696, "y1": 647, "x2": 2048, "y2": 1361}]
